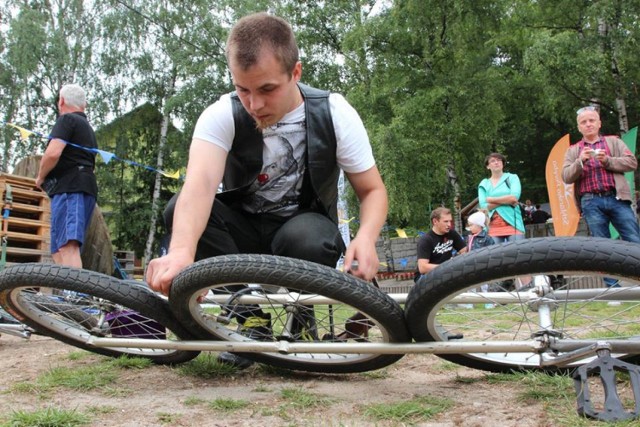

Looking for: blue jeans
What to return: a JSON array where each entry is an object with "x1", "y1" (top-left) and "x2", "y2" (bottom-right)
[
  {"x1": 491, "y1": 233, "x2": 525, "y2": 244},
  {"x1": 581, "y1": 193, "x2": 640, "y2": 287},
  {"x1": 580, "y1": 194, "x2": 640, "y2": 243}
]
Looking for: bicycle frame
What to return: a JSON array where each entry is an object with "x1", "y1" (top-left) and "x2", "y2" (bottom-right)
[
  {"x1": 0, "y1": 322, "x2": 32, "y2": 339},
  {"x1": 89, "y1": 284, "x2": 640, "y2": 369}
]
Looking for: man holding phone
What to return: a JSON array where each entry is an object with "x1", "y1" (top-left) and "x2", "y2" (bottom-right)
[{"x1": 562, "y1": 106, "x2": 640, "y2": 252}]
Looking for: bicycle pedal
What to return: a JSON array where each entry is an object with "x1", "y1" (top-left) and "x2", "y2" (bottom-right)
[{"x1": 573, "y1": 346, "x2": 640, "y2": 422}]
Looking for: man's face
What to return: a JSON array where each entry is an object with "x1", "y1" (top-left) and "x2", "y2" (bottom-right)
[
  {"x1": 577, "y1": 111, "x2": 601, "y2": 140},
  {"x1": 433, "y1": 214, "x2": 453, "y2": 234},
  {"x1": 230, "y1": 49, "x2": 302, "y2": 130}
]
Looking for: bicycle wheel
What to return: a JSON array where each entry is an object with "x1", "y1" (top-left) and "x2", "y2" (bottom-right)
[
  {"x1": 0, "y1": 263, "x2": 199, "y2": 364},
  {"x1": 170, "y1": 254, "x2": 410, "y2": 373},
  {"x1": 404, "y1": 236, "x2": 640, "y2": 373}
]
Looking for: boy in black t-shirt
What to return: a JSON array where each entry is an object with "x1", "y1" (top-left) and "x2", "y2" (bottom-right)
[{"x1": 414, "y1": 207, "x2": 467, "y2": 283}]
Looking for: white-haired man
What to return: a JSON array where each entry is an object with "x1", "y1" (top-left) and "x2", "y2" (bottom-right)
[{"x1": 36, "y1": 84, "x2": 98, "y2": 268}]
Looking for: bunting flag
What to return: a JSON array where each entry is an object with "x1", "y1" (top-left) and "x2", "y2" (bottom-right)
[
  {"x1": 6, "y1": 123, "x2": 35, "y2": 140},
  {"x1": 545, "y1": 134, "x2": 580, "y2": 236},
  {"x1": 2, "y1": 121, "x2": 183, "y2": 180}
]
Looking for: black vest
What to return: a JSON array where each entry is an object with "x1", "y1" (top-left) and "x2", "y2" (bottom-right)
[{"x1": 219, "y1": 83, "x2": 340, "y2": 222}]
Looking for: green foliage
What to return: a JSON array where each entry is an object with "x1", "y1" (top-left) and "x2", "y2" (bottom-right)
[
  {"x1": 345, "y1": 0, "x2": 510, "y2": 225},
  {"x1": 95, "y1": 103, "x2": 187, "y2": 257},
  {"x1": 3, "y1": 0, "x2": 640, "y2": 243}
]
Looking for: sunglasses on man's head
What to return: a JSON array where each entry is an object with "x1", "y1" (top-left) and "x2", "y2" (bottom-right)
[{"x1": 576, "y1": 106, "x2": 597, "y2": 115}]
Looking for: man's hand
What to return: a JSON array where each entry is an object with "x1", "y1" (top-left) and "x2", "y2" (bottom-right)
[
  {"x1": 580, "y1": 148, "x2": 593, "y2": 163},
  {"x1": 343, "y1": 236, "x2": 379, "y2": 281},
  {"x1": 594, "y1": 148, "x2": 607, "y2": 163},
  {"x1": 146, "y1": 248, "x2": 194, "y2": 296}
]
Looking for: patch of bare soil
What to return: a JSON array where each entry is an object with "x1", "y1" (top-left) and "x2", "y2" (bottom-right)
[{"x1": 0, "y1": 332, "x2": 577, "y2": 427}]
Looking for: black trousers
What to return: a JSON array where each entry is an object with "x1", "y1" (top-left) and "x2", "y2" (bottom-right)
[{"x1": 164, "y1": 194, "x2": 345, "y2": 268}]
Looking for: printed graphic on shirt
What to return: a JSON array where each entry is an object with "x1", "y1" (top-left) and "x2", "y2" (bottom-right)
[
  {"x1": 242, "y1": 118, "x2": 306, "y2": 215},
  {"x1": 432, "y1": 239, "x2": 453, "y2": 255}
]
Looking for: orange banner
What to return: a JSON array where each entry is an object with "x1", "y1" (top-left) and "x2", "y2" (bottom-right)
[{"x1": 545, "y1": 134, "x2": 580, "y2": 236}]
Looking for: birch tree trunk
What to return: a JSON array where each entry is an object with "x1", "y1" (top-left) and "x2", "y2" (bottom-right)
[
  {"x1": 143, "y1": 109, "x2": 170, "y2": 268},
  {"x1": 143, "y1": 70, "x2": 177, "y2": 267}
]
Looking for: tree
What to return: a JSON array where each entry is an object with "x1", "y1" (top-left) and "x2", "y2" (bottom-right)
[
  {"x1": 99, "y1": 0, "x2": 235, "y2": 263},
  {"x1": 1, "y1": 0, "x2": 109, "y2": 169},
  {"x1": 344, "y1": 0, "x2": 510, "y2": 228}
]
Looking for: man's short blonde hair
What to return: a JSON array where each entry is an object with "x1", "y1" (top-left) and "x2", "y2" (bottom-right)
[
  {"x1": 225, "y1": 12, "x2": 299, "y2": 74},
  {"x1": 431, "y1": 207, "x2": 451, "y2": 223}
]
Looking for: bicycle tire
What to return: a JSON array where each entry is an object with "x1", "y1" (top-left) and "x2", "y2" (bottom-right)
[
  {"x1": 170, "y1": 254, "x2": 410, "y2": 373},
  {"x1": 404, "y1": 236, "x2": 640, "y2": 373},
  {"x1": 0, "y1": 263, "x2": 199, "y2": 364}
]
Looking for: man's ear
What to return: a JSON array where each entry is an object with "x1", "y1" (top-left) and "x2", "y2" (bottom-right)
[{"x1": 292, "y1": 61, "x2": 302, "y2": 82}]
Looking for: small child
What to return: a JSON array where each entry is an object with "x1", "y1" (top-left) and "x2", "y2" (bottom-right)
[
  {"x1": 466, "y1": 211, "x2": 495, "y2": 251},
  {"x1": 466, "y1": 211, "x2": 495, "y2": 308}
]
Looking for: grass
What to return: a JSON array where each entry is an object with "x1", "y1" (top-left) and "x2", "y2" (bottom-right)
[
  {"x1": 208, "y1": 398, "x2": 250, "y2": 411},
  {"x1": 8, "y1": 355, "x2": 153, "y2": 399},
  {"x1": 183, "y1": 396, "x2": 207, "y2": 406},
  {"x1": 280, "y1": 387, "x2": 336, "y2": 408},
  {"x1": 12, "y1": 364, "x2": 118, "y2": 396},
  {"x1": 175, "y1": 353, "x2": 239, "y2": 378},
  {"x1": 156, "y1": 412, "x2": 180, "y2": 424},
  {"x1": 363, "y1": 395, "x2": 453, "y2": 424},
  {"x1": 0, "y1": 407, "x2": 91, "y2": 427},
  {"x1": 435, "y1": 287, "x2": 640, "y2": 344},
  {"x1": 108, "y1": 355, "x2": 153, "y2": 369},
  {"x1": 480, "y1": 369, "x2": 640, "y2": 426},
  {"x1": 263, "y1": 387, "x2": 338, "y2": 422},
  {"x1": 252, "y1": 383, "x2": 272, "y2": 392},
  {"x1": 359, "y1": 368, "x2": 390, "y2": 379}
]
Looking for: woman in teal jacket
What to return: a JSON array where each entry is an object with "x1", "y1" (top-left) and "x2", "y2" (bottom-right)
[{"x1": 477, "y1": 152, "x2": 525, "y2": 243}]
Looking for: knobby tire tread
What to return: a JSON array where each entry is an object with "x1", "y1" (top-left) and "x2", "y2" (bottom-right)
[
  {"x1": 404, "y1": 237, "x2": 640, "y2": 372},
  {"x1": 0, "y1": 263, "x2": 198, "y2": 364},
  {"x1": 170, "y1": 254, "x2": 410, "y2": 373}
]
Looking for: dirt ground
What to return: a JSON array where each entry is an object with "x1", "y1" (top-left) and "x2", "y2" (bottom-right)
[
  {"x1": 0, "y1": 331, "x2": 589, "y2": 427},
  {"x1": 0, "y1": 277, "x2": 622, "y2": 426}
]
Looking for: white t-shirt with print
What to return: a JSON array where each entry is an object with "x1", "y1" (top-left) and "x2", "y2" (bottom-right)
[{"x1": 193, "y1": 92, "x2": 375, "y2": 216}]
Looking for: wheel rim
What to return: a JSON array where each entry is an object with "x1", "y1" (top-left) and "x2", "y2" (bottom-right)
[
  {"x1": 424, "y1": 272, "x2": 640, "y2": 369},
  {"x1": 7, "y1": 286, "x2": 183, "y2": 358},
  {"x1": 186, "y1": 281, "x2": 392, "y2": 367}
]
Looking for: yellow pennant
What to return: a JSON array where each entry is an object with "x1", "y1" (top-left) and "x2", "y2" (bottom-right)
[
  {"x1": 160, "y1": 169, "x2": 181, "y2": 180},
  {"x1": 7, "y1": 123, "x2": 34, "y2": 141}
]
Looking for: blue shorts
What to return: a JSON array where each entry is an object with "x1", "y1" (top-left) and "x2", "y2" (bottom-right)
[{"x1": 50, "y1": 193, "x2": 96, "y2": 254}]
